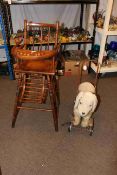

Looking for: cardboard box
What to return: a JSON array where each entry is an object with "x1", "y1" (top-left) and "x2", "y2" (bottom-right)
[{"x1": 65, "y1": 60, "x2": 88, "y2": 76}]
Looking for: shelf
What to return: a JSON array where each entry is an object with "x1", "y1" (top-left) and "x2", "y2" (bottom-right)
[
  {"x1": 108, "y1": 31, "x2": 117, "y2": 35},
  {"x1": 10, "y1": 39, "x2": 93, "y2": 46},
  {"x1": 7, "y1": 0, "x2": 99, "y2": 4},
  {"x1": 91, "y1": 61, "x2": 117, "y2": 73},
  {"x1": 96, "y1": 27, "x2": 117, "y2": 36}
]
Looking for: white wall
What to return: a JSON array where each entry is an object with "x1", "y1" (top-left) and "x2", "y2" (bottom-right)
[
  {"x1": 10, "y1": 4, "x2": 83, "y2": 50},
  {"x1": 10, "y1": 4, "x2": 81, "y2": 33}
]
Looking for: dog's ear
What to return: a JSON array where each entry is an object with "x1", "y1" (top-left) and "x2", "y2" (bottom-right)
[
  {"x1": 74, "y1": 92, "x2": 84, "y2": 109},
  {"x1": 91, "y1": 94, "x2": 98, "y2": 112}
]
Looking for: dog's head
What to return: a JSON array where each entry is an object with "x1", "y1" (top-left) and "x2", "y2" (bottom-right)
[{"x1": 74, "y1": 91, "x2": 98, "y2": 117}]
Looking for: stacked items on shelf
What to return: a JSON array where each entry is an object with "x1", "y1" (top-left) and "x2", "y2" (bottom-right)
[
  {"x1": 10, "y1": 24, "x2": 92, "y2": 45},
  {"x1": 106, "y1": 41, "x2": 117, "y2": 61},
  {"x1": 59, "y1": 24, "x2": 91, "y2": 43},
  {"x1": 0, "y1": 27, "x2": 4, "y2": 45},
  {"x1": 96, "y1": 41, "x2": 117, "y2": 67},
  {"x1": 95, "y1": 10, "x2": 117, "y2": 31}
]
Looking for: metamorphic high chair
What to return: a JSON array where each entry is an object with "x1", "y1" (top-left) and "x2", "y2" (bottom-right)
[{"x1": 11, "y1": 20, "x2": 61, "y2": 131}]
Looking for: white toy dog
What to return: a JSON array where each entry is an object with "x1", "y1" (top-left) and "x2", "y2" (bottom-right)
[{"x1": 72, "y1": 82, "x2": 98, "y2": 128}]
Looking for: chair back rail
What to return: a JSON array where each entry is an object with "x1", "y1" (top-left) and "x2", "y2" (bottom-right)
[{"x1": 24, "y1": 20, "x2": 59, "y2": 50}]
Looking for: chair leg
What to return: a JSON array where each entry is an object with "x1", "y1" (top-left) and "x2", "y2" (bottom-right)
[
  {"x1": 53, "y1": 107, "x2": 59, "y2": 132},
  {"x1": 49, "y1": 77, "x2": 59, "y2": 132},
  {"x1": 50, "y1": 91, "x2": 59, "y2": 131},
  {"x1": 12, "y1": 74, "x2": 25, "y2": 128},
  {"x1": 12, "y1": 99, "x2": 20, "y2": 128},
  {"x1": 12, "y1": 85, "x2": 23, "y2": 128},
  {"x1": 55, "y1": 76, "x2": 60, "y2": 106}
]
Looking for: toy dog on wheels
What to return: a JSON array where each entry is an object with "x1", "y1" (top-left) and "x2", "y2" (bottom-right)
[{"x1": 68, "y1": 81, "x2": 98, "y2": 135}]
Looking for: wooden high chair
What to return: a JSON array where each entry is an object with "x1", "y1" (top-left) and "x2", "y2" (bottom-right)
[{"x1": 11, "y1": 20, "x2": 61, "y2": 131}]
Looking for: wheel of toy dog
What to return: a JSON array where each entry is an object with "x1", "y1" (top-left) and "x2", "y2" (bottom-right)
[
  {"x1": 68, "y1": 122, "x2": 72, "y2": 132},
  {"x1": 88, "y1": 118, "x2": 94, "y2": 136},
  {"x1": 89, "y1": 126, "x2": 94, "y2": 136}
]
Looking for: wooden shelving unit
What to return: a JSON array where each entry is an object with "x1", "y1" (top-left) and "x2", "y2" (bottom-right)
[
  {"x1": 2, "y1": 0, "x2": 100, "y2": 77},
  {"x1": 91, "y1": 0, "x2": 117, "y2": 74},
  {"x1": 3, "y1": 0, "x2": 99, "y2": 52}
]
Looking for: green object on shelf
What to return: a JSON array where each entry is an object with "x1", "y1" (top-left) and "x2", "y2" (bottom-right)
[{"x1": 92, "y1": 44, "x2": 100, "y2": 57}]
